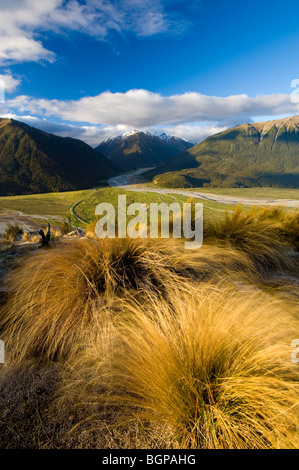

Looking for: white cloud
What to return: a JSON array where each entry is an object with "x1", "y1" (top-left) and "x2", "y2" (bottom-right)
[
  {"x1": 152, "y1": 124, "x2": 229, "y2": 144},
  {"x1": 0, "y1": 73, "x2": 21, "y2": 93},
  {"x1": 3, "y1": 85, "x2": 299, "y2": 146},
  {"x1": 0, "y1": 113, "x2": 134, "y2": 146},
  {"x1": 0, "y1": 35, "x2": 55, "y2": 64},
  {"x1": 5, "y1": 89, "x2": 299, "y2": 128},
  {"x1": 0, "y1": 0, "x2": 60, "y2": 64},
  {"x1": 1, "y1": 112, "x2": 226, "y2": 147},
  {"x1": 0, "y1": 0, "x2": 189, "y2": 65}
]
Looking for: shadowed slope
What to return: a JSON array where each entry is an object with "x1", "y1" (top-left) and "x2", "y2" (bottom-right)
[{"x1": 0, "y1": 118, "x2": 118, "y2": 195}]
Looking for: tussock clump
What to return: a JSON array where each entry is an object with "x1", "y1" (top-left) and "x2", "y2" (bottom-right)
[
  {"x1": 101, "y1": 283, "x2": 299, "y2": 449},
  {"x1": 1, "y1": 223, "x2": 299, "y2": 449},
  {"x1": 1, "y1": 227, "x2": 291, "y2": 363},
  {"x1": 60, "y1": 221, "x2": 72, "y2": 235},
  {"x1": 243, "y1": 206, "x2": 299, "y2": 251},
  {"x1": 22, "y1": 231, "x2": 46, "y2": 244},
  {"x1": 178, "y1": 244, "x2": 257, "y2": 283},
  {"x1": 205, "y1": 206, "x2": 296, "y2": 272},
  {"x1": 0, "y1": 237, "x2": 195, "y2": 361},
  {"x1": 277, "y1": 210, "x2": 299, "y2": 252},
  {"x1": 21, "y1": 231, "x2": 30, "y2": 242},
  {"x1": 50, "y1": 229, "x2": 62, "y2": 240},
  {"x1": 4, "y1": 224, "x2": 23, "y2": 242}
]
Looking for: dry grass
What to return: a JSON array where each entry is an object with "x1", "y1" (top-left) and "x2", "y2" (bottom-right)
[
  {"x1": 205, "y1": 206, "x2": 298, "y2": 272},
  {"x1": 0, "y1": 237, "x2": 200, "y2": 362},
  {"x1": 22, "y1": 231, "x2": 40, "y2": 243},
  {"x1": 1, "y1": 232, "x2": 271, "y2": 364},
  {"x1": 94, "y1": 282, "x2": 299, "y2": 449},
  {"x1": 4, "y1": 224, "x2": 23, "y2": 243},
  {"x1": 21, "y1": 231, "x2": 30, "y2": 242},
  {"x1": 21, "y1": 228, "x2": 62, "y2": 244},
  {"x1": 50, "y1": 229, "x2": 62, "y2": 240},
  {"x1": 240, "y1": 206, "x2": 299, "y2": 252},
  {"x1": 275, "y1": 209, "x2": 299, "y2": 251},
  {"x1": 0, "y1": 359, "x2": 173, "y2": 449},
  {"x1": 86, "y1": 220, "x2": 98, "y2": 240},
  {"x1": 1, "y1": 205, "x2": 299, "y2": 449}
]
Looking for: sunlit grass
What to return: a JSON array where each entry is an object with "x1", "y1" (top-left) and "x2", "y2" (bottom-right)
[
  {"x1": 96, "y1": 282, "x2": 299, "y2": 448},
  {"x1": 0, "y1": 204, "x2": 299, "y2": 448}
]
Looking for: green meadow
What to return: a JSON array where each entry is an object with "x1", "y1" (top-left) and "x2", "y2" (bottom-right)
[{"x1": 0, "y1": 186, "x2": 240, "y2": 228}]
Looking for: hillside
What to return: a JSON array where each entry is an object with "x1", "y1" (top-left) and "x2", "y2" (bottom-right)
[
  {"x1": 0, "y1": 118, "x2": 118, "y2": 196},
  {"x1": 95, "y1": 131, "x2": 193, "y2": 172},
  {"x1": 146, "y1": 116, "x2": 299, "y2": 188}
]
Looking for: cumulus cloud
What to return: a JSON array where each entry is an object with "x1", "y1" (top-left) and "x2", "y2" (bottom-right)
[
  {"x1": 0, "y1": 0, "x2": 190, "y2": 65},
  {"x1": 0, "y1": 73, "x2": 21, "y2": 93},
  {"x1": 0, "y1": 113, "x2": 135, "y2": 146},
  {"x1": 152, "y1": 123, "x2": 229, "y2": 144},
  {"x1": 0, "y1": 72, "x2": 21, "y2": 103},
  {"x1": 5, "y1": 89, "x2": 299, "y2": 128},
  {"x1": 0, "y1": 0, "x2": 59, "y2": 64},
  {"x1": 3, "y1": 86, "x2": 299, "y2": 146},
  {"x1": 1, "y1": 111, "x2": 226, "y2": 147}
]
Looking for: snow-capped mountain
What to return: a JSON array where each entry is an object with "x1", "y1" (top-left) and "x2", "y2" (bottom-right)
[
  {"x1": 156, "y1": 132, "x2": 193, "y2": 151},
  {"x1": 95, "y1": 131, "x2": 193, "y2": 172}
]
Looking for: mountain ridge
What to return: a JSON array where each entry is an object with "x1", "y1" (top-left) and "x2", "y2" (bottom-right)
[
  {"x1": 95, "y1": 131, "x2": 193, "y2": 172},
  {"x1": 145, "y1": 116, "x2": 299, "y2": 188},
  {"x1": 0, "y1": 118, "x2": 118, "y2": 196}
]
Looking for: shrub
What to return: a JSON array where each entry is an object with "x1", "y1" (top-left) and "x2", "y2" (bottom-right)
[{"x1": 4, "y1": 224, "x2": 23, "y2": 242}]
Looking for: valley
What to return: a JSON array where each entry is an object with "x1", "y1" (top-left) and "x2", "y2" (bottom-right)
[
  {"x1": 1, "y1": 172, "x2": 299, "y2": 237},
  {"x1": 1, "y1": 124, "x2": 299, "y2": 450},
  {"x1": 2, "y1": 0, "x2": 299, "y2": 451}
]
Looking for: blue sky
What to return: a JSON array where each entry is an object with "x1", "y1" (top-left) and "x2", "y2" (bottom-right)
[{"x1": 0, "y1": 0, "x2": 299, "y2": 145}]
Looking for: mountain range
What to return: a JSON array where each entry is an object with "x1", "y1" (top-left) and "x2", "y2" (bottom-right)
[
  {"x1": 145, "y1": 116, "x2": 299, "y2": 188},
  {"x1": 0, "y1": 118, "x2": 118, "y2": 196},
  {"x1": 95, "y1": 131, "x2": 193, "y2": 171},
  {"x1": 1, "y1": 116, "x2": 299, "y2": 196}
]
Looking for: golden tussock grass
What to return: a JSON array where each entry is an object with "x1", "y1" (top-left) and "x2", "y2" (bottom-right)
[
  {"x1": 0, "y1": 205, "x2": 299, "y2": 449},
  {"x1": 241, "y1": 206, "x2": 299, "y2": 252},
  {"x1": 0, "y1": 237, "x2": 203, "y2": 361},
  {"x1": 0, "y1": 233, "x2": 270, "y2": 363},
  {"x1": 205, "y1": 206, "x2": 298, "y2": 272},
  {"x1": 86, "y1": 282, "x2": 299, "y2": 449},
  {"x1": 22, "y1": 232, "x2": 42, "y2": 243},
  {"x1": 4, "y1": 223, "x2": 23, "y2": 243},
  {"x1": 21, "y1": 228, "x2": 62, "y2": 244}
]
